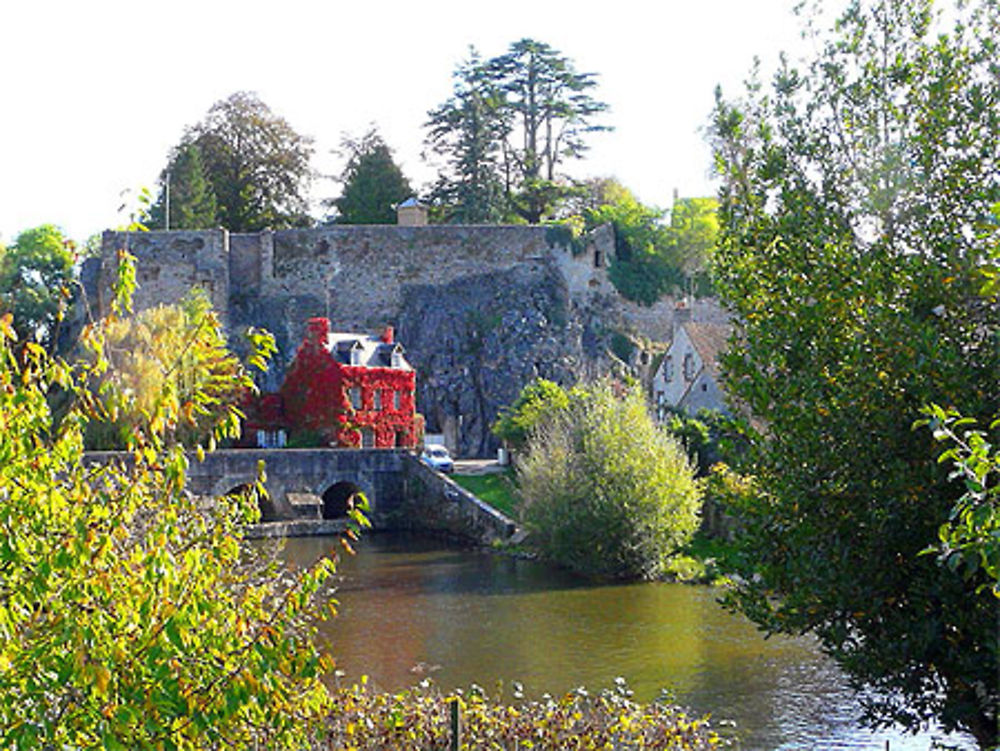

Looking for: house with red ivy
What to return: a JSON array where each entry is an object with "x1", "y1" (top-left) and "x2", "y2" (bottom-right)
[{"x1": 242, "y1": 317, "x2": 422, "y2": 449}]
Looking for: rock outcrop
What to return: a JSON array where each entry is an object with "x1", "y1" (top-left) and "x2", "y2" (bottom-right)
[{"x1": 89, "y1": 224, "x2": 727, "y2": 456}]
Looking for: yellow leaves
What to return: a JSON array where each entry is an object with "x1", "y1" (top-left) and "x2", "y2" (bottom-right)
[
  {"x1": 95, "y1": 664, "x2": 111, "y2": 695},
  {"x1": 0, "y1": 313, "x2": 15, "y2": 341}
]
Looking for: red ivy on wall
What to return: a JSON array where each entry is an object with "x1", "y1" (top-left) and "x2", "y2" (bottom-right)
[{"x1": 271, "y1": 319, "x2": 421, "y2": 449}]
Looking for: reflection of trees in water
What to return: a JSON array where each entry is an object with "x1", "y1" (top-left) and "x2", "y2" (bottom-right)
[{"x1": 279, "y1": 534, "x2": 974, "y2": 750}]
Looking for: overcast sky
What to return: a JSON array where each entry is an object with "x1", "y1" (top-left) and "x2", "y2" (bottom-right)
[{"x1": 0, "y1": 0, "x2": 812, "y2": 243}]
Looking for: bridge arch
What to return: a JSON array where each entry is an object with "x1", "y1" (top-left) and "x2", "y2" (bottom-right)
[
  {"x1": 211, "y1": 475, "x2": 282, "y2": 522},
  {"x1": 315, "y1": 474, "x2": 375, "y2": 520},
  {"x1": 321, "y1": 481, "x2": 362, "y2": 520}
]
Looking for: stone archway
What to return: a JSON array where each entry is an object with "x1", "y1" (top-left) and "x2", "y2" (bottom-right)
[
  {"x1": 221, "y1": 482, "x2": 277, "y2": 522},
  {"x1": 321, "y1": 481, "x2": 364, "y2": 520}
]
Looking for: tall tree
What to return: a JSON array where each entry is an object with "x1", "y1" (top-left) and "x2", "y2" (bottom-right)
[
  {"x1": 710, "y1": 0, "x2": 999, "y2": 745},
  {"x1": 327, "y1": 129, "x2": 412, "y2": 224},
  {"x1": 669, "y1": 197, "x2": 718, "y2": 277},
  {"x1": 426, "y1": 39, "x2": 610, "y2": 224},
  {"x1": 0, "y1": 224, "x2": 75, "y2": 349},
  {"x1": 180, "y1": 91, "x2": 314, "y2": 232},
  {"x1": 147, "y1": 143, "x2": 218, "y2": 230},
  {"x1": 425, "y1": 49, "x2": 508, "y2": 223},
  {"x1": 489, "y1": 39, "x2": 610, "y2": 223}
]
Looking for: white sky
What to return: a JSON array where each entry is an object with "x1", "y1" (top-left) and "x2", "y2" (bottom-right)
[{"x1": 0, "y1": 0, "x2": 812, "y2": 244}]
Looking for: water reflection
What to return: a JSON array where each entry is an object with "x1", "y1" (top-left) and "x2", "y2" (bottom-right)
[{"x1": 277, "y1": 533, "x2": 974, "y2": 751}]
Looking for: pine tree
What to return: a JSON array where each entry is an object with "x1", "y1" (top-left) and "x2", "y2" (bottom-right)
[
  {"x1": 327, "y1": 129, "x2": 412, "y2": 225},
  {"x1": 425, "y1": 49, "x2": 507, "y2": 223},
  {"x1": 148, "y1": 144, "x2": 218, "y2": 230}
]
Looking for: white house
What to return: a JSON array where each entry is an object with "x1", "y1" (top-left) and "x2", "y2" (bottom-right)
[{"x1": 651, "y1": 320, "x2": 731, "y2": 420}]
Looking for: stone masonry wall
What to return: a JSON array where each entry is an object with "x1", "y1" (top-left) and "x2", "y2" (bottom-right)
[
  {"x1": 99, "y1": 225, "x2": 613, "y2": 387},
  {"x1": 100, "y1": 230, "x2": 230, "y2": 326},
  {"x1": 95, "y1": 223, "x2": 727, "y2": 454}
]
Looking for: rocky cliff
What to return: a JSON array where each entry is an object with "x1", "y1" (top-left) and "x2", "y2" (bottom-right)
[
  {"x1": 91, "y1": 225, "x2": 727, "y2": 457},
  {"x1": 398, "y1": 259, "x2": 616, "y2": 456}
]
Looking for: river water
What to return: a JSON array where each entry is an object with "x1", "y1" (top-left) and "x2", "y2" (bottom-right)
[{"x1": 278, "y1": 533, "x2": 974, "y2": 751}]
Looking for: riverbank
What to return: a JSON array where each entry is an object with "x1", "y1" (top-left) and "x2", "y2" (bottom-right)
[
  {"x1": 451, "y1": 465, "x2": 738, "y2": 585},
  {"x1": 283, "y1": 533, "x2": 972, "y2": 749},
  {"x1": 319, "y1": 679, "x2": 721, "y2": 749}
]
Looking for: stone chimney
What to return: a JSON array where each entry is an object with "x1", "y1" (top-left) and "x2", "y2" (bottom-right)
[
  {"x1": 306, "y1": 317, "x2": 331, "y2": 346},
  {"x1": 396, "y1": 197, "x2": 428, "y2": 226},
  {"x1": 673, "y1": 298, "x2": 692, "y2": 334},
  {"x1": 381, "y1": 325, "x2": 394, "y2": 344}
]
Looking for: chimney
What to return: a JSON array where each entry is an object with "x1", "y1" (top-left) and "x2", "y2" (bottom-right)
[
  {"x1": 306, "y1": 317, "x2": 330, "y2": 345},
  {"x1": 381, "y1": 325, "x2": 394, "y2": 344},
  {"x1": 673, "y1": 298, "x2": 692, "y2": 334}
]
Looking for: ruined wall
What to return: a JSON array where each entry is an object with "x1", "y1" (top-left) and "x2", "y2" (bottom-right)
[
  {"x1": 99, "y1": 225, "x2": 613, "y2": 384},
  {"x1": 100, "y1": 230, "x2": 230, "y2": 325},
  {"x1": 95, "y1": 223, "x2": 725, "y2": 455}
]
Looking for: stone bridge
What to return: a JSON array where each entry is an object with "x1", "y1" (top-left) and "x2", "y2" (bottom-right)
[
  {"x1": 84, "y1": 448, "x2": 517, "y2": 542},
  {"x1": 181, "y1": 448, "x2": 408, "y2": 522}
]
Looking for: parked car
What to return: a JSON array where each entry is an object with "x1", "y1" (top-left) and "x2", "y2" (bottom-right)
[{"x1": 421, "y1": 445, "x2": 454, "y2": 473}]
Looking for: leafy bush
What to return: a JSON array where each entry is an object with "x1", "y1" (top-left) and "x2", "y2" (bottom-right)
[
  {"x1": 518, "y1": 379, "x2": 702, "y2": 579},
  {"x1": 321, "y1": 679, "x2": 721, "y2": 749},
  {"x1": 83, "y1": 288, "x2": 270, "y2": 450},
  {"x1": 0, "y1": 255, "x2": 352, "y2": 748},
  {"x1": 492, "y1": 378, "x2": 570, "y2": 450}
]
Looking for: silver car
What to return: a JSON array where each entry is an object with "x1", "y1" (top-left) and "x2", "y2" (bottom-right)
[{"x1": 421, "y1": 445, "x2": 454, "y2": 473}]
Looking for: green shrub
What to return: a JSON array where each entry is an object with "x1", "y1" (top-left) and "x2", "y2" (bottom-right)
[
  {"x1": 518, "y1": 379, "x2": 702, "y2": 579},
  {"x1": 0, "y1": 256, "x2": 353, "y2": 748},
  {"x1": 322, "y1": 679, "x2": 721, "y2": 749},
  {"x1": 492, "y1": 378, "x2": 569, "y2": 450}
]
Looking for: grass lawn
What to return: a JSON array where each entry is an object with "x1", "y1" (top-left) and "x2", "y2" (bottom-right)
[{"x1": 451, "y1": 469, "x2": 520, "y2": 518}]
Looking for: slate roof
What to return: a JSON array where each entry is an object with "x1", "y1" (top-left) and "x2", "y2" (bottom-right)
[
  {"x1": 325, "y1": 333, "x2": 413, "y2": 370},
  {"x1": 681, "y1": 322, "x2": 731, "y2": 377}
]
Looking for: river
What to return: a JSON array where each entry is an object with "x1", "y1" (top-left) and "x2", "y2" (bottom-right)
[{"x1": 278, "y1": 533, "x2": 975, "y2": 751}]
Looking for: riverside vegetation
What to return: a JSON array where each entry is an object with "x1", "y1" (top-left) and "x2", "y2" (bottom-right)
[
  {"x1": 0, "y1": 249, "x2": 719, "y2": 748},
  {"x1": 493, "y1": 378, "x2": 703, "y2": 580}
]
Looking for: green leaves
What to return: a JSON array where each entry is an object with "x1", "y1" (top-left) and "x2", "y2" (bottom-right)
[
  {"x1": 174, "y1": 91, "x2": 314, "y2": 233},
  {"x1": 518, "y1": 379, "x2": 702, "y2": 579},
  {"x1": 710, "y1": 0, "x2": 1000, "y2": 743},
  {"x1": 0, "y1": 224, "x2": 76, "y2": 350},
  {"x1": 920, "y1": 405, "x2": 1000, "y2": 597},
  {"x1": 425, "y1": 39, "x2": 610, "y2": 224},
  {"x1": 0, "y1": 278, "x2": 342, "y2": 748},
  {"x1": 328, "y1": 129, "x2": 413, "y2": 225},
  {"x1": 491, "y1": 377, "x2": 569, "y2": 450}
]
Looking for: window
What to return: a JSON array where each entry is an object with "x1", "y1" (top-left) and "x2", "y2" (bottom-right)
[
  {"x1": 391, "y1": 349, "x2": 402, "y2": 368},
  {"x1": 393, "y1": 390, "x2": 402, "y2": 410},
  {"x1": 350, "y1": 348, "x2": 362, "y2": 366},
  {"x1": 361, "y1": 429, "x2": 375, "y2": 448},
  {"x1": 255, "y1": 429, "x2": 286, "y2": 449},
  {"x1": 683, "y1": 353, "x2": 696, "y2": 381},
  {"x1": 594, "y1": 249, "x2": 603, "y2": 268},
  {"x1": 349, "y1": 387, "x2": 361, "y2": 409},
  {"x1": 664, "y1": 356, "x2": 674, "y2": 382},
  {"x1": 373, "y1": 390, "x2": 382, "y2": 410}
]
